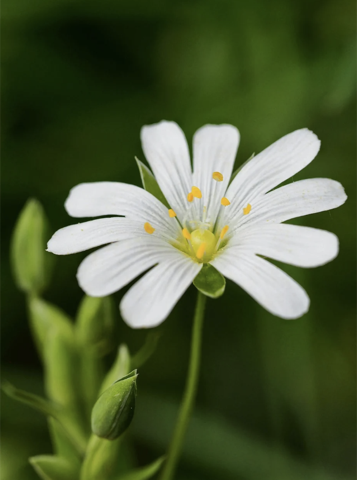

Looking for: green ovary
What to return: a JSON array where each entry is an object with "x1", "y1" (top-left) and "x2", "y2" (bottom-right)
[{"x1": 191, "y1": 229, "x2": 216, "y2": 261}]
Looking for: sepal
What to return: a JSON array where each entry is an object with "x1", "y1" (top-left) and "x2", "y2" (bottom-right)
[
  {"x1": 193, "y1": 264, "x2": 226, "y2": 298},
  {"x1": 135, "y1": 157, "x2": 170, "y2": 207}
]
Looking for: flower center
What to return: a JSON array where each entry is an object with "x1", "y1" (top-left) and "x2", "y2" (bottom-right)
[
  {"x1": 142, "y1": 170, "x2": 252, "y2": 263},
  {"x1": 191, "y1": 229, "x2": 216, "y2": 261}
]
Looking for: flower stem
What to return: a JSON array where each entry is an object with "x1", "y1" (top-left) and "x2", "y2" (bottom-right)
[{"x1": 159, "y1": 291, "x2": 207, "y2": 480}]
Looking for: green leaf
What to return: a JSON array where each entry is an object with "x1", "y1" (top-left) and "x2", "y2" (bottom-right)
[
  {"x1": 193, "y1": 264, "x2": 226, "y2": 298},
  {"x1": 1, "y1": 381, "x2": 59, "y2": 417},
  {"x1": 29, "y1": 455, "x2": 79, "y2": 480},
  {"x1": 229, "y1": 153, "x2": 255, "y2": 185},
  {"x1": 28, "y1": 297, "x2": 74, "y2": 362},
  {"x1": 135, "y1": 157, "x2": 170, "y2": 208},
  {"x1": 10, "y1": 198, "x2": 54, "y2": 295},
  {"x1": 80, "y1": 434, "x2": 124, "y2": 480},
  {"x1": 130, "y1": 332, "x2": 161, "y2": 369},
  {"x1": 118, "y1": 456, "x2": 166, "y2": 480},
  {"x1": 48, "y1": 418, "x2": 82, "y2": 465},
  {"x1": 100, "y1": 344, "x2": 131, "y2": 395},
  {"x1": 76, "y1": 295, "x2": 118, "y2": 357}
]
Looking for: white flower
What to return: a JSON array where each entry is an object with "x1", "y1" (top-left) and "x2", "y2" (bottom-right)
[{"x1": 47, "y1": 121, "x2": 347, "y2": 328}]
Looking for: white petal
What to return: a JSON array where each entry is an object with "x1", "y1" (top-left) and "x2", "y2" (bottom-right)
[
  {"x1": 120, "y1": 253, "x2": 201, "y2": 328},
  {"x1": 192, "y1": 124, "x2": 240, "y2": 225},
  {"x1": 226, "y1": 129, "x2": 321, "y2": 219},
  {"x1": 77, "y1": 237, "x2": 179, "y2": 297},
  {"x1": 211, "y1": 253, "x2": 309, "y2": 319},
  {"x1": 64, "y1": 182, "x2": 180, "y2": 239},
  {"x1": 141, "y1": 121, "x2": 193, "y2": 222},
  {"x1": 229, "y1": 224, "x2": 339, "y2": 267},
  {"x1": 47, "y1": 218, "x2": 152, "y2": 255},
  {"x1": 229, "y1": 178, "x2": 347, "y2": 231}
]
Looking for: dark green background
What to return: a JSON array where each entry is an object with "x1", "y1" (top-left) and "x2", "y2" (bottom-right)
[{"x1": 2, "y1": 0, "x2": 356, "y2": 479}]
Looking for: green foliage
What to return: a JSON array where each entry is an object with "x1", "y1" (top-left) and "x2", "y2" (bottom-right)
[
  {"x1": 91, "y1": 371, "x2": 138, "y2": 441},
  {"x1": 193, "y1": 264, "x2": 226, "y2": 298},
  {"x1": 28, "y1": 297, "x2": 74, "y2": 362},
  {"x1": 118, "y1": 456, "x2": 166, "y2": 480},
  {"x1": 1, "y1": 381, "x2": 59, "y2": 418},
  {"x1": 135, "y1": 157, "x2": 170, "y2": 208},
  {"x1": 100, "y1": 344, "x2": 131, "y2": 394},
  {"x1": 76, "y1": 295, "x2": 118, "y2": 357},
  {"x1": 29, "y1": 456, "x2": 79, "y2": 480},
  {"x1": 79, "y1": 434, "x2": 124, "y2": 480},
  {"x1": 10, "y1": 199, "x2": 54, "y2": 295}
]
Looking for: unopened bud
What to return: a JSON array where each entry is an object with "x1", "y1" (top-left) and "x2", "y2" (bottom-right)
[{"x1": 91, "y1": 370, "x2": 138, "y2": 440}]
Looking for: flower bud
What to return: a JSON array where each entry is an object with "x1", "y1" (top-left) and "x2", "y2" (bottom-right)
[
  {"x1": 91, "y1": 370, "x2": 138, "y2": 440},
  {"x1": 11, "y1": 198, "x2": 54, "y2": 295}
]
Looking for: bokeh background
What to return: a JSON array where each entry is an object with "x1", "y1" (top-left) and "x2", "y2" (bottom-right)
[{"x1": 1, "y1": 0, "x2": 356, "y2": 479}]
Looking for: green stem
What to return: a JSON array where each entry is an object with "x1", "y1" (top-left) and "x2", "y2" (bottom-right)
[{"x1": 159, "y1": 292, "x2": 207, "y2": 480}]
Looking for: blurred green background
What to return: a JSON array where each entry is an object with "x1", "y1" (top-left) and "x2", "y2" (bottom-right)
[{"x1": 1, "y1": 0, "x2": 356, "y2": 479}]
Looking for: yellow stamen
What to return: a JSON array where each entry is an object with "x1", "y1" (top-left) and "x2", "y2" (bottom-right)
[
  {"x1": 196, "y1": 242, "x2": 206, "y2": 260},
  {"x1": 182, "y1": 228, "x2": 191, "y2": 240},
  {"x1": 187, "y1": 192, "x2": 194, "y2": 202},
  {"x1": 168, "y1": 209, "x2": 176, "y2": 218},
  {"x1": 191, "y1": 186, "x2": 202, "y2": 199},
  {"x1": 221, "y1": 197, "x2": 230, "y2": 206},
  {"x1": 243, "y1": 203, "x2": 251, "y2": 215},
  {"x1": 144, "y1": 222, "x2": 155, "y2": 234},
  {"x1": 220, "y1": 225, "x2": 229, "y2": 239},
  {"x1": 212, "y1": 171, "x2": 223, "y2": 182}
]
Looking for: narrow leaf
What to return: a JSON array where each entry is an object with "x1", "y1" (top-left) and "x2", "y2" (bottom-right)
[
  {"x1": 135, "y1": 157, "x2": 170, "y2": 208},
  {"x1": 1, "y1": 381, "x2": 59, "y2": 417},
  {"x1": 80, "y1": 434, "x2": 124, "y2": 480},
  {"x1": 11, "y1": 198, "x2": 54, "y2": 295},
  {"x1": 48, "y1": 418, "x2": 82, "y2": 465},
  {"x1": 193, "y1": 264, "x2": 226, "y2": 298},
  {"x1": 130, "y1": 332, "x2": 161, "y2": 369},
  {"x1": 28, "y1": 296, "x2": 74, "y2": 362},
  {"x1": 100, "y1": 344, "x2": 131, "y2": 394},
  {"x1": 117, "y1": 456, "x2": 166, "y2": 480},
  {"x1": 29, "y1": 455, "x2": 79, "y2": 480}
]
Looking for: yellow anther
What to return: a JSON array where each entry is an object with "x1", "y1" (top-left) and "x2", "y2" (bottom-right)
[
  {"x1": 196, "y1": 242, "x2": 206, "y2": 260},
  {"x1": 187, "y1": 192, "x2": 194, "y2": 202},
  {"x1": 144, "y1": 222, "x2": 155, "y2": 234},
  {"x1": 243, "y1": 203, "x2": 252, "y2": 215},
  {"x1": 221, "y1": 197, "x2": 231, "y2": 206},
  {"x1": 220, "y1": 225, "x2": 229, "y2": 239},
  {"x1": 182, "y1": 228, "x2": 191, "y2": 240},
  {"x1": 212, "y1": 171, "x2": 223, "y2": 182},
  {"x1": 168, "y1": 209, "x2": 177, "y2": 218},
  {"x1": 191, "y1": 186, "x2": 202, "y2": 199}
]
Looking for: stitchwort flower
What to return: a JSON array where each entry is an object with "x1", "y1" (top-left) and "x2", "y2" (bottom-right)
[{"x1": 47, "y1": 122, "x2": 347, "y2": 328}]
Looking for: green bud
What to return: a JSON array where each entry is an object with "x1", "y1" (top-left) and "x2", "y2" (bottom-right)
[
  {"x1": 91, "y1": 370, "x2": 138, "y2": 440},
  {"x1": 11, "y1": 198, "x2": 54, "y2": 295},
  {"x1": 76, "y1": 295, "x2": 117, "y2": 357}
]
